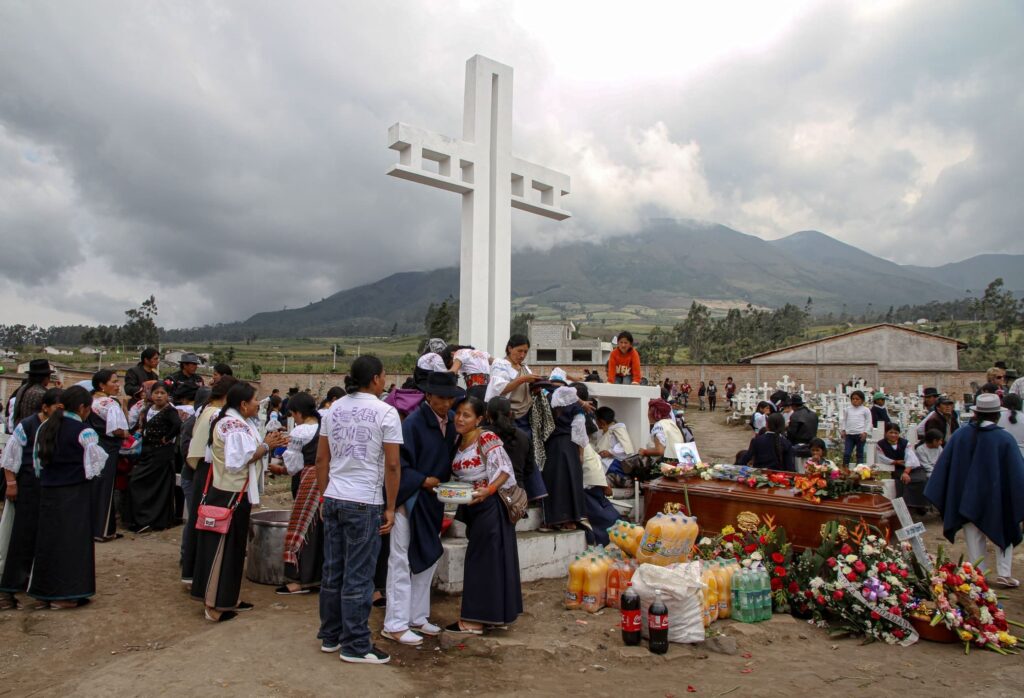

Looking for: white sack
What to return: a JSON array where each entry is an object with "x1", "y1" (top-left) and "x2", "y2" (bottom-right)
[{"x1": 632, "y1": 561, "x2": 705, "y2": 644}]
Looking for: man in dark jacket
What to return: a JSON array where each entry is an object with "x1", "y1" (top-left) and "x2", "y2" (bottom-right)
[
  {"x1": 785, "y1": 394, "x2": 819, "y2": 448},
  {"x1": 926, "y1": 393, "x2": 1024, "y2": 586},
  {"x1": 382, "y1": 372, "x2": 463, "y2": 645},
  {"x1": 124, "y1": 348, "x2": 160, "y2": 403},
  {"x1": 11, "y1": 360, "x2": 53, "y2": 425},
  {"x1": 164, "y1": 352, "x2": 204, "y2": 396}
]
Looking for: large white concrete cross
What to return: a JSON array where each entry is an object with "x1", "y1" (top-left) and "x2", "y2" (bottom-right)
[{"x1": 386, "y1": 55, "x2": 571, "y2": 354}]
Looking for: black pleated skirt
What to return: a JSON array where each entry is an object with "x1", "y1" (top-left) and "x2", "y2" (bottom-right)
[
  {"x1": 28, "y1": 482, "x2": 95, "y2": 601},
  {"x1": 190, "y1": 485, "x2": 251, "y2": 611},
  {"x1": 459, "y1": 496, "x2": 522, "y2": 625},
  {"x1": 129, "y1": 444, "x2": 175, "y2": 530},
  {"x1": 90, "y1": 444, "x2": 118, "y2": 539},
  {"x1": 0, "y1": 469, "x2": 41, "y2": 593},
  {"x1": 180, "y1": 460, "x2": 209, "y2": 582}
]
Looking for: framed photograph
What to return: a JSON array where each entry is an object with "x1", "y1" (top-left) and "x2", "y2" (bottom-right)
[{"x1": 674, "y1": 442, "x2": 702, "y2": 465}]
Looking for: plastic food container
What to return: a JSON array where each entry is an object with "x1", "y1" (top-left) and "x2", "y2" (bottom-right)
[{"x1": 433, "y1": 482, "x2": 475, "y2": 504}]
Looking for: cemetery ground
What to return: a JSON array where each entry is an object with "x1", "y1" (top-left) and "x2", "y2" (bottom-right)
[{"x1": 2, "y1": 411, "x2": 1023, "y2": 697}]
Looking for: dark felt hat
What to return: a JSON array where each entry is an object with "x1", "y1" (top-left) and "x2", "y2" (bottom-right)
[
  {"x1": 922, "y1": 387, "x2": 940, "y2": 398},
  {"x1": 417, "y1": 371, "x2": 466, "y2": 399},
  {"x1": 27, "y1": 359, "x2": 54, "y2": 377}
]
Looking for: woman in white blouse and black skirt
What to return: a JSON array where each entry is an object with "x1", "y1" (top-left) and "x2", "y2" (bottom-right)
[
  {"x1": 446, "y1": 396, "x2": 523, "y2": 634},
  {"x1": 191, "y1": 383, "x2": 287, "y2": 621},
  {"x1": 28, "y1": 386, "x2": 107, "y2": 608}
]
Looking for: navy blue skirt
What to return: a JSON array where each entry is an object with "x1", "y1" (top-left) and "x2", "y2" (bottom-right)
[
  {"x1": 0, "y1": 468, "x2": 41, "y2": 593},
  {"x1": 458, "y1": 495, "x2": 522, "y2": 625},
  {"x1": 29, "y1": 481, "x2": 95, "y2": 602}
]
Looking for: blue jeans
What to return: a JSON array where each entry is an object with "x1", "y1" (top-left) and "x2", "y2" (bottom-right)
[
  {"x1": 843, "y1": 434, "x2": 866, "y2": 465},
  {"x1": 614, "y1": 376, "x2": 633, "y2": 385},
  {"x1": 319, "y1": 498, "x2": 383, "y2": 655}
]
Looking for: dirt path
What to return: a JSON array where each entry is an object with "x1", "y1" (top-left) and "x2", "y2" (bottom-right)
[{"x1": 2, "y1": 410, "x2": 1022, "y2": 696}]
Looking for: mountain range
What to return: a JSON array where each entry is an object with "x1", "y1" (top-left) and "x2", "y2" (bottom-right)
[{"x1": 226, "y1": 220, "x2": 1021, "y2": 337}]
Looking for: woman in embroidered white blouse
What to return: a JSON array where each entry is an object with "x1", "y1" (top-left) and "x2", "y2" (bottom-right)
[
  {"x1": 445, "y1": 397, "x2": 523, "y2": 635},
  {"x1": 191, "y1": 382, "x2": 287, "y2": 622}
]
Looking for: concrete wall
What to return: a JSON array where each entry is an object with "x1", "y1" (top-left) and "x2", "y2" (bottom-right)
[
  {"x1": 248, "y1": 364, "x2": 986, "y2": 402},
  {"x1": 257, "y1": 372, "x2": 409, "y2": 399},
  {"x1": 750, "y1": 326, "x2": 959, "y2": 371}
]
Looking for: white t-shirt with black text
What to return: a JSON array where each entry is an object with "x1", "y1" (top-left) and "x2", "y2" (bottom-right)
[{"x1": 322, "y1": 392, "x2": 403, "y2": 505}]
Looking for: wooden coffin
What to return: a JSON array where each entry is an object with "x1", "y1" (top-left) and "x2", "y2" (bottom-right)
[{"x1": 642, "y1": 476, "x2": 898, "y2": 550}]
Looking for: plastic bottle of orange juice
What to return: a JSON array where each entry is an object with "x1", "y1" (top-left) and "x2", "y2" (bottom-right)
[
  {"x1": 714, "y1": 560, "x2": 732, "y2": 619},
  {"x1": 679, "y1": 516, "x2": 697, "y2": 562},
  {"x1": 663, "y1": 513, "x2": 679, "y2": 560},
  {"x1": 566, "y1": 555, "x2": 585, "y2": 610},
  {"x1": 629, "y1": 524, "x2": 645, "y2": 558},
  {"x1": 606, "y1": 558, "x2": 625, "y2": 609},
  {"x1": 582, "y1": 557, "x2": 607, "y2": 613},
  {"x1": 637, "y1": 514, "x2": 665, "y2": 565},
  {"x1": 704, "y1": 565, "x2": 719, "y2": 623}
]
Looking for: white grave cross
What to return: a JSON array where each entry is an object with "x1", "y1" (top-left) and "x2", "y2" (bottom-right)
[
  {"x1": 892, "y1": 497, "x2": 932, "y2": 573},
  {"x1": 386, "y1": 55, "x2": 571, "y2": 353}
]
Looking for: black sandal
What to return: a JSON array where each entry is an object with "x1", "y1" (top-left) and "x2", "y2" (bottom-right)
[
  {"x1": 205, "y1": 610, "x2": 237, "y2": 622},
  {"x1": 275, "y1": 585, "x2": 310, "y2": 595},
  {"x1": 235, "y1": 601, "x2": 255, "y2": 612},
  {"x1": 444, "y1": 621, "x2": 483, "y2": 635}
]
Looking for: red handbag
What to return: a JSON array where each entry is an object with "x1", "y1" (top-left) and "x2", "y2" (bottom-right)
[{"x1": 195, "y1": 463, "x2": 248, "y2": 535}]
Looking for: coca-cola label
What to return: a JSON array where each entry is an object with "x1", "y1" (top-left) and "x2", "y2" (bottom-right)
[
  {"x1": 621, "y1": 609, "x2": 641, "y2": 631},
  {"x1": 648, "y1": 612, "x2": 669, "y2": 631}
]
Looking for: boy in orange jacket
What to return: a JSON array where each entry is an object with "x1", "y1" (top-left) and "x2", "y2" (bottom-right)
[{"x1": 607, "y1": 331, "x2": 642, "y2": 384}]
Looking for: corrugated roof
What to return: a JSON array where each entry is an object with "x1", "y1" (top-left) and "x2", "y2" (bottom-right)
[{"x1": 738, "y1": 323, "x2": 967, "y2": 363}]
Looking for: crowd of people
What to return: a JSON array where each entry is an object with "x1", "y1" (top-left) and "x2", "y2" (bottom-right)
[
  {"x1": 0, "y1": 334, "x2": 662, "y2": 663},
  {"x1": 4, "y1": 341, "x2": 1024, "y2": 660}
]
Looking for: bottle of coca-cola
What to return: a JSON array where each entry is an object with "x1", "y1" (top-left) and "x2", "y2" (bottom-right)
[
  {"x1": 620, "y1": 581, "x2": 641, "y2": 646},
  {"x1": 647, "y1": 589, "x2": 669, "y2": 654}
]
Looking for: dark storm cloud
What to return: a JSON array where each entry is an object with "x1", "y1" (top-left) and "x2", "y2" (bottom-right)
[{"x1": 0, "y1": 0, "x2": 1020, "y2": 326}]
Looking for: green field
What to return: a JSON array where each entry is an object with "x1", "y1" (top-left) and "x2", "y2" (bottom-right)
[{"x1": 4, "y1": 319, "x2": 1018, "y2": 381}]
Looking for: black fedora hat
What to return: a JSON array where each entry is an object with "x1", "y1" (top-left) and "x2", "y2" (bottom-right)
[
  {"x1": 922, "y1": 387, "x2": 940, "y2": 398},
  {"x1": 417, "y1": 371, "x2": 466, "y2": 399},
  {"x1": 27, "y1": 359, "x2": 54, "y2": 377}
]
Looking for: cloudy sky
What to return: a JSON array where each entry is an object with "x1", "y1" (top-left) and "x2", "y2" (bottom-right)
[{"x1": 1, "y1": 0, "x2": 1020, "y2": 328}]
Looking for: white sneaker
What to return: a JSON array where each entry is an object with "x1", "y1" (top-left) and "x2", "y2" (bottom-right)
[
  {"x1": 380, "y1": 629, "x2": 423, "y2": 646},
  {"x1": 340, "y1": 646, "x2": 391, "y2": 664},
  {"x1": 411, "y1": 621, "x2": 441, "y2": 636}
]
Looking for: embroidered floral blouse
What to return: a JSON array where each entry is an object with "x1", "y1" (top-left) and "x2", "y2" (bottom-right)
[{"x1": 451, "y1": 430, "x2": 517, "y2": 487}]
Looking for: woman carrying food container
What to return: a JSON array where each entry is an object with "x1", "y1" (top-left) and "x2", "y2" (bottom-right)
[
  {"x1": 444, "y1": 396, "x2": 523, "y2": 634},
  {"x1": 382, "y1": 372, "x2": 462, "y2": 646}
]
